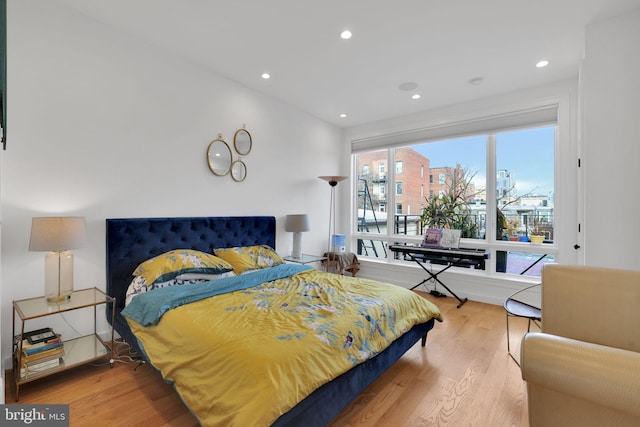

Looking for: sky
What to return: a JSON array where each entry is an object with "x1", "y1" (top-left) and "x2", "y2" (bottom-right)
[{"x1": 411, "y1": 126, "x2": 555, "y2": 197}]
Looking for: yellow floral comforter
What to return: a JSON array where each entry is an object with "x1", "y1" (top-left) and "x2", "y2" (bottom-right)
[{"x1": 123, "y1": 265, "x2": 441, "y2": 427}]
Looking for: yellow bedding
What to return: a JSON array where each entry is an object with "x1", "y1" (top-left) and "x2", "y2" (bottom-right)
[{"x1": 125, "y1": 269, "x2": 441, "y2": 427}]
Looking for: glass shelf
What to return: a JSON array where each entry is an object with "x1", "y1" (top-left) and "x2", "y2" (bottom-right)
[
  {"x1": 282, "y1": 254, "x2": 327, "y2": 264},
  {"x1": 12, "y1": 287, "x2": 115, "y2": 400},
  {"x1": 14, "y1": 287, "x2": 113, "y2": 321}
]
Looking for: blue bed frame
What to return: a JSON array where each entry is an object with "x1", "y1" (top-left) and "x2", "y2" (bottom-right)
[{"x1": 105, "y1": 216, "x2": 435, "y2": 426}]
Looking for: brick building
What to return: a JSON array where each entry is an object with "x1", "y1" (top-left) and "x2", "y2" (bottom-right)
[
  {"x1": 357, "y1": 148, "x2": 477, "y2": 217},
  {"x1": 357, "y1": 147, "x2": 431, "y2": 216}
]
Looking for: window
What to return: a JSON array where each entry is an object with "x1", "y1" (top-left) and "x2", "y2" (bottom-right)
[
  {"x1": 353, "y1": 113, "x2": 560, "y2": 278},
  {"x1": 396, "y1": 161, "x2": 403, "y2": 174}
]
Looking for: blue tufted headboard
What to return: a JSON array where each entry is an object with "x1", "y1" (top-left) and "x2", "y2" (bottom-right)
[{"x1": 105, "y1": 216, "x2": 276, "y2": 351}]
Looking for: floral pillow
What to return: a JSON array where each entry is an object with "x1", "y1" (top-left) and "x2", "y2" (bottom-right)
[
  {"x1": 132, "y1": 249, "x2": 234, "y2": 286},
  {"x1": 214, "y1": 245, "x2": 283, "y2": 274},
  {"x1": 124, "y1": 270, "x2": 236, "y2": 306}
]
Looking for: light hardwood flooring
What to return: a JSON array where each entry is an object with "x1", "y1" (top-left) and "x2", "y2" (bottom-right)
[{"x1": 4, "y1": 291, "x2": 535, "y2": 426}]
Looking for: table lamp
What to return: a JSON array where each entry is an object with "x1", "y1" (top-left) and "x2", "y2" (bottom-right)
[
  {"x1": 285, "y1": 214, "x2": 310, "y2": 259},
  {"x1": 29, "y1": 217, "x2": 88, "y2": 302}
]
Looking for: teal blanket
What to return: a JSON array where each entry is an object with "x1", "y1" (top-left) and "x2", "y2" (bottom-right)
[{"x1": 122, "y1": 263, "x2": 312, "y2": 326}]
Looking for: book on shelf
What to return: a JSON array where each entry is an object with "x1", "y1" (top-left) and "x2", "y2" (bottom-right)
[
  {"x1": 21, "y1": 345, "x2": 65, "y2": 363},
  {"x1": 20, "y1": 357, "x2": 63, "y2": 378},
  {"x1": 24, "y1": 327, "x2": 57, "y2": 344},
  {"x1": 21, "y1": 333, "x2": 63, "y2": 356}
]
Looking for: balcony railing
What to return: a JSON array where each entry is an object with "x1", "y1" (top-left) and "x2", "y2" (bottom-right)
[{"x1": 360, "y1": 212, "x2": 554, "y2": 242}]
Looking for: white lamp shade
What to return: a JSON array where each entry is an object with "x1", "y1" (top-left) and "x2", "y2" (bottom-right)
[
  {"x1": 29, "y1": 217, "x2": 88, "y2": 251},
  {"x1": 285, "y1": 214, "x2": 310, "y2": 232},
  {"x1": 285, "y1": 214, "x2": 310, "y2": 259},
  {"x1": 29, "y1": 216, "x2": 87, "y2": 302}
]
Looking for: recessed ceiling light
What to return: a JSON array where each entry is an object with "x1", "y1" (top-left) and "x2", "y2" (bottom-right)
[
  {"x1": 339, "y1": 113, "x2": 347, "y2": 118},
  {"x1": 261, "y1": 73, "x2": 271, "y2": 79},
  {"x1": 536, "y1": 60, "x2": 549, "y2": 68},
  {"x1": 340, "y1": 30, "x2": 352, "y2": 40},
  {"x1": 412, "y1": 94, "x2": 421, "y2": 100}
]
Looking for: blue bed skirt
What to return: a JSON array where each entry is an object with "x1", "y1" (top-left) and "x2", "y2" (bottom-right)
[{"x1": 273, "y1": 319, "x2": 435, "y2": 427}]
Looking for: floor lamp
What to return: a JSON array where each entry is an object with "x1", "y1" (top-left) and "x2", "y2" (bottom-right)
[{"x1": 318, "y1": 176, "x2": 347, "y2": 254}]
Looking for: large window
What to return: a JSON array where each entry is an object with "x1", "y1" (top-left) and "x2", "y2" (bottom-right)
[{"x1": 353, "y1": 122, "x2": 557, "y2": 277}]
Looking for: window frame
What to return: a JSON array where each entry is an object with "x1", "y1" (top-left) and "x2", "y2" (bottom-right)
[{"x1": 347, "y1": 87, "x2": 578, "y2": 283}]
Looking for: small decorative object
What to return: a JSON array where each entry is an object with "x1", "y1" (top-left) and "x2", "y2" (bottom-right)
[
  {"x1": 528, "y1": 214, "x2": 546, "y2": 244},
  {"x1": 208, "y1": 125, "x2": 252, "y2": 182},
  {"x1": 421, "y1": 228, "x2": 442, "y2": 248},
  {"x1": 530, "y1": 234, "x2": 545, "y2": 244},
  {"x1": 207, "y1": 134, "x2": 232, "y2": 176},
  {"x1": 285, "y1": 214, "x2": 310, "y2": 259},
  {"x1": 440, "y1": 229, "x2": 461, "y2": 248},
  {"x1": 331, "y1": 234, "x2": 346, "y2": 253},
  {"x1": 233, "y1": 126, "x2": 252, "y2": 155},
  {"x1": 29, "y1": 217, "x2": 88, "y2": 302},
  {"x1": 230, "y1": 159, "x2": 247, "y2": 182}
]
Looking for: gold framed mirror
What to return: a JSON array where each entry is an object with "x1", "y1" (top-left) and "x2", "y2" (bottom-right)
[
  {"x1": 234, "y1": 127, "x2": 252, "y2": 155},
  {"x1": 207, "y1": 135, "x2": 232, "y2": 176},
  {"x1": 230, "y1": 159, "x2": 247, "y2": 182}
]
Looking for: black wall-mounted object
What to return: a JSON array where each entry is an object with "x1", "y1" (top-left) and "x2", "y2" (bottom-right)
[{"x1": 1, "y1": 0, "x2": 6, "y2": 150}]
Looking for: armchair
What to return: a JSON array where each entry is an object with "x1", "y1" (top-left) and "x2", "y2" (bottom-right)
[{"x1": 520, "y1": 264, "x2": 640, "y2": 427}]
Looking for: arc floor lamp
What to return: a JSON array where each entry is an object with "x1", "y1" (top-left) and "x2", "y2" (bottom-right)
[{"x1": 318, "y1": 176, "x2": 347, "y2": 254}]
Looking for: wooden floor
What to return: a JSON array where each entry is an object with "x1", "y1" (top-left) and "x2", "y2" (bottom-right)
[{"x1": 5, "y1": 292, "x2": 535, "y2": 426}]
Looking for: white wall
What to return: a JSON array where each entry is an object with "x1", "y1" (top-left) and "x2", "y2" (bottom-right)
[
  {"x1": 0, "y1": 1, "x2": 344, "y2": 367},
  {"x1": 580, "y1": 9, "x2": 640, "y2": 269}
]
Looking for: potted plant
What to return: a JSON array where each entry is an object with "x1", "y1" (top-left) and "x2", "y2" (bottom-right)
[
  {"x1": 420, "y1": 167, "x2": 480, "y2": 239},
  {"x1": 528, "y1": 215, "x2": 546, "y2": 243},
  {"x1": 506, "y1": 217, "x2": 520, "y2": 241}
]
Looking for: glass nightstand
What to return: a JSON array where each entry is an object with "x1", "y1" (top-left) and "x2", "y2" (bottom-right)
[
  {"x1": 282, "y1": 254, "x2": 327, "y2": 265},
  {"x1": 12, "y1": 287, "x2": 115, "y2": 401}
]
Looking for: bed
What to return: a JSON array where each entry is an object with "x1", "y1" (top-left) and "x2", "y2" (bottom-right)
[{"x1": 106, "y1": 216, "x2": 441, "y2": 427}]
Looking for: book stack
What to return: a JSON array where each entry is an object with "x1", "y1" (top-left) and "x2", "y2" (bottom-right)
[{"x1": 19, "y1": 328, "x2": 65, "y2": 378}]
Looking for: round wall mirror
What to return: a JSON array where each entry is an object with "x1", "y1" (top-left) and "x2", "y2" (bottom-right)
[
  {"x1": 234, "y1": 128, "x2": 252, "y2": 155},
  {"x1": 207, "y1": 136, "x2": 232, "y2": 176},
  {"x1": 230, "y1": 159, "x2": 247, "y2": 182}
]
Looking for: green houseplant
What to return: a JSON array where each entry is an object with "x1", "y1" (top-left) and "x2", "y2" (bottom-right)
[{"x1": 420, "y1": 168, "x2": 480, "y2": 239}]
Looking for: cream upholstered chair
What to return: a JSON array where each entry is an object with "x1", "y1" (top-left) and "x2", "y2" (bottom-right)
[{"x1": 520, "y1": 264, "x2": 640, "y2": 427}]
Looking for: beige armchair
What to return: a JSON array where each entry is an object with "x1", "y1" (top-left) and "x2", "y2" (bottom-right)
[{"x1": 520, "y1": 264, "x2": 640, "y2": 427}]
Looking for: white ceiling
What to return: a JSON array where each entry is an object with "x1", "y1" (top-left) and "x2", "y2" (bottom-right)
[{"x1": 57, "y1": 0, "x2": 640, "y2": 128}]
